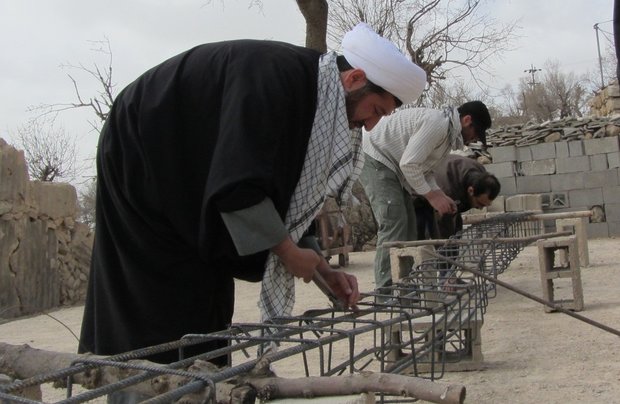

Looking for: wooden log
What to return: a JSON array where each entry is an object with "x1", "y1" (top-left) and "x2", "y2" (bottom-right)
[
  {"x1": 249, "y1": 372, "x2": 465, "y2": 404},
  {"x1": 0, "y1": 343, "x2": 466, "y2": 404}
]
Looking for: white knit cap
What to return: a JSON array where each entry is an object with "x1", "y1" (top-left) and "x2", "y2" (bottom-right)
[{"x1": 342, "y1": 22, "x2": 427, "y2": 104}]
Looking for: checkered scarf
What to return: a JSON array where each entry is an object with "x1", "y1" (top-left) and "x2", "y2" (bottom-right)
[
  {"x1": 258, "y1": 52, "x2": 363, "y2": 321},
  {"x1": 444, "y1": 106, "x2": 464, "y2": 151}
]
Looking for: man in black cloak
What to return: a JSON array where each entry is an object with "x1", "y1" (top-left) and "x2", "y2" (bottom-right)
[{"x1": 78, "y1": 23, "x2": 427, "y2": 367}]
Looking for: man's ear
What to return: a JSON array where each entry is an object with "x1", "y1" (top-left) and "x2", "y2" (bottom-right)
[
  {"x1": 341, "y1": 68, "x2": 368, "y2": 92},
  {"x1": 467, "y1": 185, "x2": 475, "y2": 196},
  {"x1": 462, "y1": 114, "x2": 473, "y2": 127}
]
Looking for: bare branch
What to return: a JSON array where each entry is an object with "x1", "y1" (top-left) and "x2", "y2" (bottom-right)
[
  {"x1": 9, "y1": 116, "x2": 84, "y2": 183},
  {"x1": 28, "y1": 38, "x2": 116, "y2": 132},
  {"x1": 328, "y1": 0, "x2": 519, "y2": 93}
]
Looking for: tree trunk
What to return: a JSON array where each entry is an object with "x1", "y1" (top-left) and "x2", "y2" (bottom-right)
[{"x1": 296, "y1": 0, "x2": 328, "y2": 52}]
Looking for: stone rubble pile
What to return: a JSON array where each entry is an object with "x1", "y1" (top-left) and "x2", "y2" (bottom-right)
[
  {"x1": 589, "y1": 81, "x2": 620, "y2": 117},
  {"x1": 486, "y1": 115, "x2": 620, "y2": 148}
]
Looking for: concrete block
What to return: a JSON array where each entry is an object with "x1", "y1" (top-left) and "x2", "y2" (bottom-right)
[
  {"x1": 603, "y1": 186, "x2": 620, "y2": 203},
  {"x1": 530, "y1": 142, "x2": 557, "y2": 160},
  {"x1": 550, "y1": 192, "x2": 569, "y2": 209},
  {"x1": 489, "y1": 145, "x2": 517, "y2": 163},
  {"x1": 608, "y1": 221, "x2": 620, "y2": 237},
  {"x1": 587, "y1": 222, "x2": 609, "y2": 238},
  {"x1": 498, "y1": 176, "x2": 517, "y2": 195},
  {"x1": 590, "y1": 154, "x2": 608, "y2": 171},
  {"x1": 608, "y1": 152, "x2": 620, "y2": 168},
  {"x1": 516, "y1": 146, "x2": 533, "y2": 162},
  {"x1": 411, "y1": 319, "x2": 484, "y2": 373},
  {"x1": 390, "y1": 246, "x2": 435, "y2": 282},
  {"x1": 568, "y1": 188, "x2": 604, "y2": 207},
  {"x1": 583, "y1": 170, "x2": 619, "y2": 188},
  {"x1": 555, "y1": 141, "x2": 570, "y2": 158},
  {"x1": 487, "y1": 195, "x2": 505, "y2": 212},
  {"x1": 516, "y1": 176, "x2": 551, "y2": 193},
  {"x1": 505, "y1": 194, "x2": 543, "y2": 212},
  {"x1": 604, "y1": 203, "x2": 620, "y2": 222},
  {"x1": 550, "y1": 172, "x2": 584, "y2": 191},
  {"x1": 556, "y1": 217, "x2": 589, "y2": 267},
  {"x1": 537, "y1": 236, "x2": 583, "y2": 312},
  {"x1": 556, "y1": 156, "x2": 590, "y2": 174},
  {"x1": 583, "y1": 136, "x2": 620, "y2": 155},
  {"x1": 519, "y1": 159, "x2": 556, "y2": 176},
  {"x1": 568, "y1": 140, "x2": 584, "y2": 156},
  {"x1": 485, "y1": 162, "x2": 515, "y2": 178}
]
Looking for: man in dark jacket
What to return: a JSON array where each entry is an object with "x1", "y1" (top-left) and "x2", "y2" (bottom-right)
[
  {"x1": 79, "y1": 23, "x2": 427, "y2": 366},
  {"x1": 415, "y1": 154, "x2": 501, "y2": 240}
]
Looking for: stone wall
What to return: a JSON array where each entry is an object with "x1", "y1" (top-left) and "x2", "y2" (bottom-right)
[
  {"x1": 0, "y1": 138, "x2": 92, "y2": 319},
  {"x1": 589, "y1": 81, "x2": 620, "y2": 117},
  {"x1": 484, "y1": 119, "x2": 620, "y2": 238}
]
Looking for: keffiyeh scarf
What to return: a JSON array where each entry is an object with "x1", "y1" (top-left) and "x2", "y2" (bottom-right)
[
  {"x1": 258, "y1": 51, "x2": 363, "y2": 322},
  {"x1": 443, "y1": 106, "x2": 464, "y2": 151}
]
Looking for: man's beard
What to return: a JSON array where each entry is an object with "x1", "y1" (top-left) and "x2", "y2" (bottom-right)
[{"x1": 345, "y1": 86, "x2": 370, "y2": 129}]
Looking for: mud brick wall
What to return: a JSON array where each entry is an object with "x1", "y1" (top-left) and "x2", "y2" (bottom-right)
[{"x1": 0, "y1": 138, "x2": 92, "y2": 319}]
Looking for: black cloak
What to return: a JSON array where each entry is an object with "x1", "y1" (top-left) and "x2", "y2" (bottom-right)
[{"x1": 79, "y1": 40, "x2": 321, "y2": 363}]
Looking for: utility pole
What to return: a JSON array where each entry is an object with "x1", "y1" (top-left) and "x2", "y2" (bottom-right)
[
  {"x1": 524, "y1": 64, "x2": 542, "y2": 89},
  {"x1": 594, "y1": 22, "x2": 606, "y2": 88}
]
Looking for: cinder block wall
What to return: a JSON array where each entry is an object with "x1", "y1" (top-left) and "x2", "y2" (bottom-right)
[
  {"x1": 0, "y1": 138, "x2": 92, "y2": 319},
  {"x1": 485, "y1": 135, "x2": 620, "y2": 238}
]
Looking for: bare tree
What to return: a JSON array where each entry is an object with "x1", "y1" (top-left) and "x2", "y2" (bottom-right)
[
  {"x1": 327, "y1": 0, "x2": 518, "y2": 93},
  {"x1": 28, "y1": 38, "x2": 116, "y2": 132},
  {"x1": 494, "y1": 84, "x2": 529, "y2": 126},
  {"x1": 11, "y1": 117, "x2": 82, "y2": 183},
  {"x1": 79, "y1": 178, "x2": 97, "y2": 229},
  {"x1": 23, "y1": 38, "x2": 117, "y2": 227},
  {"x1": 517, "y1": 60, "x2": 588, "y2": 122}
]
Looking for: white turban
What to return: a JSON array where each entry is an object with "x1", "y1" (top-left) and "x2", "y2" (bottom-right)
[{"x1": 342, "y1": 22, "x2": 427, "y2": 105}]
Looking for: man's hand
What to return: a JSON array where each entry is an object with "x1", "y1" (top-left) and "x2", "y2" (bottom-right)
[
  {"x1": 424, "y1": 189, "x2": 457, "y2": 215},
  {"x1": 271, "y1": 237, "x2": 320, "y2": 282},
  {"x1": 272, "y1": 237, "x2": 360, "y2": 309},
  {"x1": 316, "y1": 260, "x2": 360, "y2": 310}
]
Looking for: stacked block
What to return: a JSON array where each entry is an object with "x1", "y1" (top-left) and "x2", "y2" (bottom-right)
[
  {"x1": 485, "y1": 134, "x2": 620, "y2": 237},
  {"x1": 412, "y1": 318, "x2": 483, "y2": 373},
  {"x1": 555, "y1": 217, "x2": 590, "y2": 267},
  {"x1": 389, "y1": 245, "x2": 483, "y2": 372},
  {"x1": 537, "y1": 236, "x2": 584, "y2": 313}
]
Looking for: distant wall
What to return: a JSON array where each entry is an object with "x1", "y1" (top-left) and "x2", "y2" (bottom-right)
[
  {"x1": 484, "y1": 127, "x2": 620, "y2": 238},
  {"x1": 0, "y1": 138, "x2": 92, "y2": 319}
]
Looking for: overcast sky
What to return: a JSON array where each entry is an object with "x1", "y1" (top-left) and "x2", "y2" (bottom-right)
[{"x1": 0, "y1": 0, "x2": 615, "y2": 183}]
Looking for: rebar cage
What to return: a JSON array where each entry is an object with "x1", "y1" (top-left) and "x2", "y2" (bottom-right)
[{"x1": 1, "y1": 212, "x2": 545, "y2": 403}]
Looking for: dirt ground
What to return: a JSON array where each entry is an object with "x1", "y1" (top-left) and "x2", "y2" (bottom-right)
[{"x1": 1, "y1": 237, "x2": 619, "y2": 403}]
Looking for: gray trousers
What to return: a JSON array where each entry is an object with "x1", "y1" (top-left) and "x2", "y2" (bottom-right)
[{"x1": 360, "y1": 155, "x2": 417, "y2": 288}]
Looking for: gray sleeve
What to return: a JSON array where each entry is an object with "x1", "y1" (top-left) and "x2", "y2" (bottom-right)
[{"x1": 220, "y1": 198, "x2": 288, "y2": 256}]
